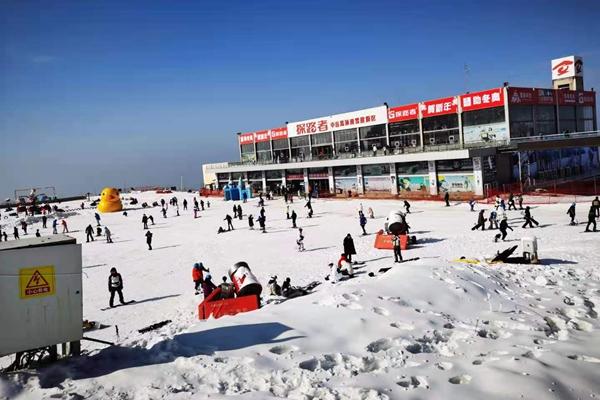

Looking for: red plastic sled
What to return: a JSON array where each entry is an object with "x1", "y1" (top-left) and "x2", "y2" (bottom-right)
[
  {"x1": 198, "y1": 287, "x2": 260, "y2": 320},
  {"x1": 373, "y1": 230, "x2": 409, "y2": 250}
]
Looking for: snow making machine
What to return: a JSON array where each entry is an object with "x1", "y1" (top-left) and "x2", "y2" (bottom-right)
[
  {"x1": 198, "y1": 262, "x2": 262, "y2": 320},
  {"x1": 373, "y1": 210, "x2": 414, "y2": 250}
]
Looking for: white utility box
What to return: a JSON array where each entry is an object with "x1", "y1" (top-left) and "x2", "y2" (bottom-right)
[
  {"x1": 0, "y1": 235, "x2": 82, "y2": 356},
  {"x1": 521, "y1": 236, "x2": 538, "y2": 261}
]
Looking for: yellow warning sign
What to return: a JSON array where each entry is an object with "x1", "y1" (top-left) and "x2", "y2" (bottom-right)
[{"x1": 19, "y1": 266, "x2": 56, "y2": 299}]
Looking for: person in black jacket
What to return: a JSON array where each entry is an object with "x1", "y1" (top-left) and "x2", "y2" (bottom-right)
[
  {"x1": 403, "y1": 200, "x2": 411, "y2": 214},
  {"x1": 522, "y1": 206, "x2": 539, "y2": 228},
  {"x1": 585, "y1": 205, "x2": 598, "y2": 232},
  {"x1": 85, "y1": 224, "x2": 95, "y2": 242},
  {"x1": 145, "y1": 230, "x2": 153, "y2": 250},
  {"x1": 494, "y1": 216, "x2": 514, "y2": 242},
  {"x1": 343, "y1": 234, "x2": 356, "y2": 262},
  {"x1": 42, "y1": 215, "x2": 47, "y2": 228},
  {"x1": 248, "y1": 214, "x2": 254, "y2": 230},
  {"x1": 471, "y1": 210, "x2": 486, "y2": 231},
  {"x1": 291, "y1": 210, "x2": 298, "y2": 228},
  {"x1": 566, "y1": 203, "x2": 576, "y2": 225},
  {"x1": 444, "y1": 192, "x2": 450, "y2": 207},
  {"x1": 142, "y1": 214, "x2": 148, "y2": 229},
  {"x1": 108, "y1": 267, "x2": 126, "y2": 307},
  {"x1": 224, "y1": 214, "x2": 234, "y2": 231},
  {"x1": 237, "y1": 204, "x2": 243, "y2": 220}
]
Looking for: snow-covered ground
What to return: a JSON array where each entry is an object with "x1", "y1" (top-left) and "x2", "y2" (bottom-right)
[{"x1": 1, "y1": 192, "x2": 599, "y2": 400}]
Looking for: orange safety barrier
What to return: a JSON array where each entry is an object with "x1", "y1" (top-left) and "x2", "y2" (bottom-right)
[
  {"x1": 373, "y1": 230, "x2": 409, "y2": 250},
  {"x1": 198, "y1": 287, "x2": 260, "y2": 320}
]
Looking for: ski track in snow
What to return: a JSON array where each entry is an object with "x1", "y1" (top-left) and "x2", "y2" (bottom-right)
[{"x1": 1, "y1": 193, "x2": 600, "y2": 400}]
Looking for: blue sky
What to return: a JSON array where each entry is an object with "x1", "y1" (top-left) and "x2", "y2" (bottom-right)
[{"x1": 1, "y1": 0, "x2": 599, "y2": 199}]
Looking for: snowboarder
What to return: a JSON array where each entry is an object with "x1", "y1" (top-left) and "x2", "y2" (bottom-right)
[
  {"x1": 52, "y1": 219, "x2": 58, "y2": 234},
  {"x1": 142, "y1": 214, "x2": 148, "y2": 229},
  {"x1": 237, "y1": 204, "x2": 242, "y2": 220},
  {"x1": 567, "y1": 203, "x2": 576, "y2": 225},
  {"x1": 472, "y1": 210, "x2": 486, "y2": 231},
  {"x1": 145, "y1": 230, "x2": 153, "y2": 250},
  {"x1": 108, "y1": 267, "x2": 126, "y2": 308},
  {"x1": 61, "y1": 219, "x2": 69, "y2": 233},
  {"x1": 35, "y1": 229, "x2": 41, "y2": 237},
  {"x1": 42, "y1": 215, "x2": 47, "y2": 228},
  {"x1": 183, "y1": 199, "x2": 188, "y2": 210},
  {"x1": 444, "y1": 192, "x2": 450, "y2": 207},
  {"x1": 392, "y1": 234, "x2": 403, "y2": 262},
  {"x1": 593, "y1": 197, "x2": 600, "y2": 217},
  {"x1": 13, "y1": 226, "x2": 19, "y2": 240},
  {"x1": 192, "y1": 262, "x2": 209, "y2": 294},
  {"x1": 224, "y1": 214, "x2": 234, "y2": 231},
  {"x1": 85, "y1": 224, "x2": 95, "y2": 242},
  {"x1": 404, "y1": 200, "x2": 411, "y2": 214},
  {"x1": 202, "y1": 274, "x2": 217, "y2": 299},
  {"x1": 508, "y1": 193, "x2": 516, "y2": 210},
  {"x1": 291, "y1": 210, "x2": 297, "y2": 228},
  {"x1": 297, "y1": 228, "x2": 305, "y2": 251},
  {"x1": 343, "y1": 234, "x2": 356, "y2": 263},
  {"x1": 494, "y1": 216, "x2": 513, "y2": 242},
  {"x1": 94, "y1": 212, "x2": 101, "y2": 226},
  {"x1": 359, "y1": 211, "x2": 367, "y2": 235},
  {"x1": 488, "y1": 210, "x2": 498, "y2": 229},
  {"x1": 248, "y1": 214, "x2": 254, "y2": 230},
  {"x1": 367, "y1": 207, "x2": 374, "y2": 219},
  {"x1": 585, "y1": 205, "x2": 598, "y2": 232},
  {"x1": 104, "y1": 226, "x2": 113, "y2": 243},
  {"x1": 522, "y1": 206, "x2": 539, "y2": 228}
]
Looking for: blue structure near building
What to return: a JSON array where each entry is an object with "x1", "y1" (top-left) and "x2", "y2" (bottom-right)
[{"x1": 224, "y1": 178, "x2": 253, "y2": 201}]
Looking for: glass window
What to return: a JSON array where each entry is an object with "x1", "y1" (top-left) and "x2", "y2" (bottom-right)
[
  {"x1": 535, "y1": 105, "x2": 556, "y2": 135},
  {"x1": 272, "y1": 138, "x2": 289, "y2": 150},
  {"x1": 396, "y1": 161, "x2": 428, "y2": 175},
  {"x1": 256, "y1": 151, "x2": 272, "y2": 162},
  {"x1": 359, "y1": 124, "x2": 386, "y2": 139},
  {"x1": 255, "y1": 141, "x2": 270, "y2": 152},
  {"x1": 335, "y1": 140, "x2": 359, "y2": 157},
  {"x1": 311, "y1": 132, "x2": 332, "y2": 146},
  {"x1": 424, "y1": 129, "x2": 460, "y2": 146},
  {"x1": 437, "y1": 159, "x2": 473, "y2": 172},
  {"x1": 311, "y1": 145, "x2": 333, "y2": 159},
  {"x1": 559, "y1": 106, "x2": 576, "y2": 119},
  {"x1": 232, "y1": 172, "x2": 244, "y2": 180},
  {"x1": 361, "y1": 137, "x2": 387, "y2": 153},
  {"x1": 577, "y1": 106, "x2": 594, "y2": 119},
  {"x1": 273, "y1": 149, "x2": 289, "y2": 163},
  {"x1": 509, "y1": 105, "x2": 533, "y2": 122},
  {"x1": 389, "y1": 120, "x2": 419, "y2": 136},
  {"x1": 241, "y1": 153, "x2": 256, "y2": 163},
  {"x1": 389, "y1": 133, "x2": 421, "y2": 152},
  {"x1": 334, "y1": 165, "x2": 357, "y2": 177},
  {"x1": 248, "y1": 171, "x2": 262, "y2": 180},
  {"x1": 334, "y1": 128, "x2": 357, "y2": 142},
  {"x1": 291, "y1": 147, "x2": 309, "y2": 160},
  {"x1": 422, "y1": 114, "x2": 459, "y2": 132},
  {"x1": 462, "y1": 107, "x2": 505, "y2": 126},
  {"x1": 362, "y1": 164, "x2": 390, "y2": 176},
  {"x1": 240, "y1": 143, "x2": 254, "y2": 154},
  {"x1": 266, "y1": 170, "x2": 281, "y2": 179},
  {"x1": 290, "y1": 136, "x2": 310, "y2": 148},
  {"x1": 217, "y1": 173, "x2": 229, "y2": 182}
]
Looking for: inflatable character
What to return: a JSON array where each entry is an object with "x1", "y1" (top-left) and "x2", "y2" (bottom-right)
[{"x1": 97, "y1": 187, "x2": 123, "y2": 213}]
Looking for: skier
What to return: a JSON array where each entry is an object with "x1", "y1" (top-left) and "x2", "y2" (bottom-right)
[
  {"x1": 367, "y1": 207, "x2": 374, "y2": 219},
  {"x1": 522, "y1": 206, "x2": 539, "y2": 228},
  {"x1": 593, "y1": 197, "x2": 600, "y2": 217},
  {"x1": 35, "y1": 229, "x2": 41, "y2": 238},
  {"x1": 61, "y1": 219, "x2": 69, "y2": 233},
  {"x1": 224, "y1": 214, "x2": 234, "y2": 231},
  {"x1": 404, "y1": 200, "x2": 411, "y2": 214},
  {"x1": 94, "y1": 212, "x2": 101, "y2": 226},
  {"x1": 291, "y1": 210, "x2": 297, "y2": 228},
  {"x1": 108, "y1": 267, "x2": 126, "y2": 308},
  {"x1": 392, "y1": 233, "x2": 403, "y2": 262},
  {"x1": 85, "y1": 224, "x2": 95, "y2": 242},
  {"x1": 359, "y1": 211, "x2": 367, "y2": 235},
  {"x1": 145, "y1": 230, "x2": 153, "y2": 250},
  {"x1": 142, "y1": 214, "x2": 148, "y2": 229},
  {"x1": 444, "y1": 192, "x2": 450, "y2": 207},
  {"x1": 13, "y1": 226, "x2": 19, "y2": 240},
  {"x1": 508, "y1": 193, "x2": 516, "y2": 210},
  {"x1": 202, "y1": 274, "x2": 217, "y2": 299},
  {"x1": 494, "y1": 215, "x2": 514, "y2": 242},
  {"x1": 183, "y1": 199, "x2": 188, "y2": 210},
  {"x1": 248, "y1": 214, "x2": 254, "y2": 230},
  {"x1": 104, "y1": 226, "x2": 113, "y2": 243},
  {"x1": 52, "y1": 219, "x2": 58, "y2": 234},
  {"x1": 488, "y1": 210, "x2": 498, "y2": 229},
  {"x1": 343, "y1": 234, "x2": 356, "y2": 262},
  {"x1": 471, "y1": 210, "x2": 486, "y2": 231},
  {"x1": 192, "y1": 262, "x2": 209, "y2": 295},
  {"x1": 297, "y1": 228, "x2": 305, "y2": 251},
  {"x1": 585, "y1": 205, "x2": 598, "y2": 232},
  {"x1": 567, "y1": 203, "x2": 576, "y2": 225},
  {"x1": 42, "y1": 215, "x2": 47, "y2": 228},
  {"x1": 237, "y1": 204, "x2": 242, "y2": 220}
]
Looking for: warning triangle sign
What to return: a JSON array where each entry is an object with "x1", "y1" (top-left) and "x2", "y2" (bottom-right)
[{"x1": 26, "y1": 270, "x2": 50, "y2": 289}]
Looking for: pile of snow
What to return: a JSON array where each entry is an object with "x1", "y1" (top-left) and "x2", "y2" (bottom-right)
[{"x1": 1, "y1": 192, "x2": 599, "y2": 399}]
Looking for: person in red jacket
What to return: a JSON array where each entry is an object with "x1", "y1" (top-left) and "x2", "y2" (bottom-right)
[{"x1": 192, "y1": 262, "x2": 210, "y2": 295}]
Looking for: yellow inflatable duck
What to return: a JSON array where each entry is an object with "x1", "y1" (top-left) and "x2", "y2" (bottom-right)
[{"x1": 97, "y1": 187, "x2": 123, "y2": 213}]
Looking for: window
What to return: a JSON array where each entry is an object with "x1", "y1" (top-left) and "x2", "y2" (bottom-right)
[
  {"x1": 576, "y1": 106, "x2": 594, "y2": 132},
  {"x1": 266, "y1": 170, "x2": 282, "y2": 180},
  {"x1": 311, "y1": 132, "x2": 332, "y2": 146},
  {"x1": 334, "y1": 128, "x2": 357, "y2": 143},
  {"x1": 437, "y1": 159, "x2": 473, "y2": 172},
  {"x1": 462, "y1": 107, "x2": 505, "y2": 127},
  {"x1": 359, "y1": 124, "x2": 386, "y2": 139},
  {"x1": 509, "y1": 105, "x2": 534, "y2": 138},
  {"x1": 422, "y1": 114, "x2": 458, "y2": 132},
  {"x1": 335, "y1": 140, "x2": 359, "y2": 157},
  {"x1": 558, "y1": 106, "x2": 576, "y2": 133},
  {"x1": 290, "y1": 136, "x2": 309, "y2": 148},
  {"x1": 396, "y1": 161, "x2": 429, "y2": 175},
  {"x1": 389, "y1": 120, "x2": 419, "y2": 136},
  {"x1": 248, "y1": 171, "x2": 262, "y2": 180},
  {"x1": 334, "y1": 165, "x2": 357, "y2": 177},
  {"x1": 240, "y1": 143, "x2": 254, "y2": 154},
  {"x1": 272, "y1": 138, "x2": 289, "y2": 150},
  {"x1": 255, "y1": 141, "x2": 270, "y2": 152},
  {"x1": 362, "y1": 164, "x2": 390, "y2": 176},
  {"x1": 535, "y1": 105, "x2": 556, "y2": 135},
  {"x1": 361, "y1": 137, "x2": 387, "y2": 153},
  {"x1": 256, "y1": 151, "x2": 272, "y2": 162}
]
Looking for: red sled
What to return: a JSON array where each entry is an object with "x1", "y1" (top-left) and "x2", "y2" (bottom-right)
[
  {"x1": 373, "y1": 230, "x2": 409, "y2": 250},
  {"x1": 198, "y1": 287, "x2": 260, "y2": 320}
]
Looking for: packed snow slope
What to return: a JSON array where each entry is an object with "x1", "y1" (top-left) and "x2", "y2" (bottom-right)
[{"x1": 1, "y1": 192, "x2": 599, "y2": 400}]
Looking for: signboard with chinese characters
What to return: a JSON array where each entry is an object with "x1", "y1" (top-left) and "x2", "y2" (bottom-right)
[
  {"x1": 551, "y1": 56, "x2": 583, "y2": 80},
  {"x1": 558, "y1": 90, "x2": 596, "y2": 106},
  {"x1": 287, "y1": 106, "x2": 387, "y2": 138},
  {"x1": 460, "y1": 88, "x2": 504, "y2": 112},
  {"x1": 254, "y1": 130, "x2": 270, "y2": 143},
  {"x1": 388, "y1": 104, "x2": 419, "y2": 122},
  {"x1": 421, "y1": 96, "x2": 458, "y2": 118},
  {"x1": 270, "y1": 127, "x2": 288, "y2": 140},
  {"x1": 239, "y1": 132, "x2": 255, "y2": 145}
]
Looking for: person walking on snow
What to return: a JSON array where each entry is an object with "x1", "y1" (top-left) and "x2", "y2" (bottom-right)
[
  {"x1": 94, "y1": 212, "x2": 101, "y2": 226},
  {"x1": 233, "y1": 205, "x2": 238, "y2": 218},
  {"x1": 149, "y1": 215, "x2": 155, "y2": 225},
  {"x1": 343, "y1": 234, "x2": 356, "y2": 263},
  {"x1": 444, "y1": 192, "x2": 450, "y2": 207},
  {"x1": 567, "y1": 203, "x2": 576, "y2": 225},
  {"x1": 61, "y1": 219, "x2": 69, "y2": 233},
  {"x1": 13, "y1": 226, "x2": 19, "y2": 240},
  {"x1": 161, "y1": 208, "x2": 167, "y2": 218},
  {"x1": 202, "y1": 274, "x2": 217, "y2": 299},
  {"x1": 471, "y1": 210, "x2": 486, "y2": 231},
  {"x1": 52, "y1": 219, "x2": 58, "y2": 234},
  {"x1": 192, "y1": 262, "x2": 209, "y2": 295},
  {"x1": 104, "y1": 226, "x2": 113, "y2": 243},
  {"x1": 142, "y1": 214, "x2": 148, "y2": 229},
  {"x1": 183, "y1": 199, "x2": 188, "y2": 210},
  {"x1": 108, "y1": 267, "x2": 126, "y2": 308},
  {"x1": 20, "y1": 220, "x2": 28, "y2": 235},
  {"x1": 304, "y1": 200, "x2": 313, "y2": 218},
  {"x1": 258, "y1": 214, "x2": 266, "y2": 233},
  {"x1": 469, "y1": 199, "x2": 476, "y2": 212},
  {"x1": 248, "y1": 214, "x2": 254, "y2": 230},
  {"x1": 297, "y1": 228, "x2": 305, "y2": 251},
  {"x1": 392, "y1": 234, "x2": 403, "y2": 262},
  {"x1": 145, "y1": 230, "x2": 153, "y2": 250},
  {"x1": 42, "y1": 215, "x2": 47, "y2": 228},
  {"x1": 237, "y1": 204, "x2": 242, "y2": 220},
  {"x1": 488, "y1": 210, "x2": 498, "y2": 229},
  {"x1": 224, "y1": 214, "x2": 234, "y2": 231},
  {"x1": 367, "y1": 207, "x2": 374, "y2": 219},
  {"x1": 359, "y1": 211, "x2": 367, "y2": 235},
  {"x1": 85, "y1": 224, "x2": 95, "y2": 242},
  {"x1": 508, "y1": 193, "x2": 516, "y2": 210},
  {"x1": 494, "y1": 215, "x2": 514, "y2": 242},
  {"x1": 286, "y1": 205, "x2": 290, "y2": 219},
  {"x1": 200, "y1": 199, "x2": 205, "y2": 210},
  {"x1": 404, "y1": 200, "x2": 411, "y2": 214},
  {"x1": 592, "y1": 197, "x2": 600, "y2": 217},
  {"x1": 517, "y1": 194, "x2": 524, "y2": 210},
  {"x1": 35, "y1": 229, "x2": 41, "y2": 237},
  {"x1": 522, "y1": 206, "x2": 539, "y2": 228},
  {"x1": 585, "y1": 205, "x2": 598, "y2": 232}
]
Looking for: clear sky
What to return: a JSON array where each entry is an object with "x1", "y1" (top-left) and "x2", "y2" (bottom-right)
[{"x1": 1, "y1": 0, "x2": 599, "y2": 199}]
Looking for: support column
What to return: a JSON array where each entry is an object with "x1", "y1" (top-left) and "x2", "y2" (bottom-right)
[
  {"x1": 328, "y1": 167, "x2": 335, "y2": 194},
  {"x1": 418, "y1": 104, "x2": 425, "y2": 151},
  {"x1": 473, "y1": 156, "x2": 484, "y2": 196},
  {"x1": 261, "y1": 171, "x2": 267, "y2": 193},
  {"x1": 356, "y1": 165, "x2": 365, "y2": 195},
  {"x1": 457, "y1": 96, "x2": 463, "y2": 148},
  {"x1": 428, "y1": 160, "x2": 438, "y2": 195},
  {"x1": 390, "y1": 163, "x2": 398, "y2": 195},
  {"x1": 227, "y1": 173, "x2": 233, "y2": 184},
  {"x1": 303, "y1": 168, "x2": 309, "y2": 195},
  {"x1": 281, "y1": 171, "x2": 287, "y2": 189}
]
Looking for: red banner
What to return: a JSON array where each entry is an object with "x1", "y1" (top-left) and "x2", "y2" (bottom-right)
[
  {"x1": 558, "y1": 90, "x2": 595, "y2": 106},
  {"x1": 270, "y1": 127, "x2": 288, "y2": 140},
  {"x1": 388, "y1": 104, "x2": 419, "y2": 122},
  {"x1": 421, "y1": 96, "x2": 458, "y2": 117},
  {"x1": 460, "y1": 88, "x2": 504, "y2": 112},
  {"x1": 254, "y1": 130, "x2": 270, "y2": 143},
  {"x1": 508, "y1": 87, "x2": 556, "y2": 105},
  {"x1": 239, "y1": 132, "x2": 254, "y2": 145}
]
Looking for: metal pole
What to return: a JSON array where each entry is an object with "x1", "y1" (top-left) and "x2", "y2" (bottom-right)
[{"x1": 518, "y1": 151, "x2": 523, "y2": 194}]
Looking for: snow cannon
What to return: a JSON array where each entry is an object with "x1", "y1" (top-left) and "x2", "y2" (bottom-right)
[
  {"x1": 385, "y1": 210, "x2": 406, "y2": 235},
  {"x1": 229, "y1": 262, "x2": 262, "y2": 297},
  {"x1": 521, "y1": 236, "x2": 539, "y2": 264}
]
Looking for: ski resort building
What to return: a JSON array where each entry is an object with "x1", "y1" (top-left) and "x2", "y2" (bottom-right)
[{"x1": 203, "y1": 56, "x2": 599, "y2": 198}]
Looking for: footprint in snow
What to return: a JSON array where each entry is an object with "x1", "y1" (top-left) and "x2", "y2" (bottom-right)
[
  {"x1": 449, "y1": 374, "x2": 472, "y2": 385},
  {"x1": 372, "y1": 307, "x2": 390, "y2": 316},
  {"x1": 269, "y1": 344, "x2": 298, "y2": 355},
  {"x1": 342, "y1": 293, "x2": 361, "y2": 302},
  {"x1": 390, "y1": 322, "x2": 415, "y2": 330}
]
